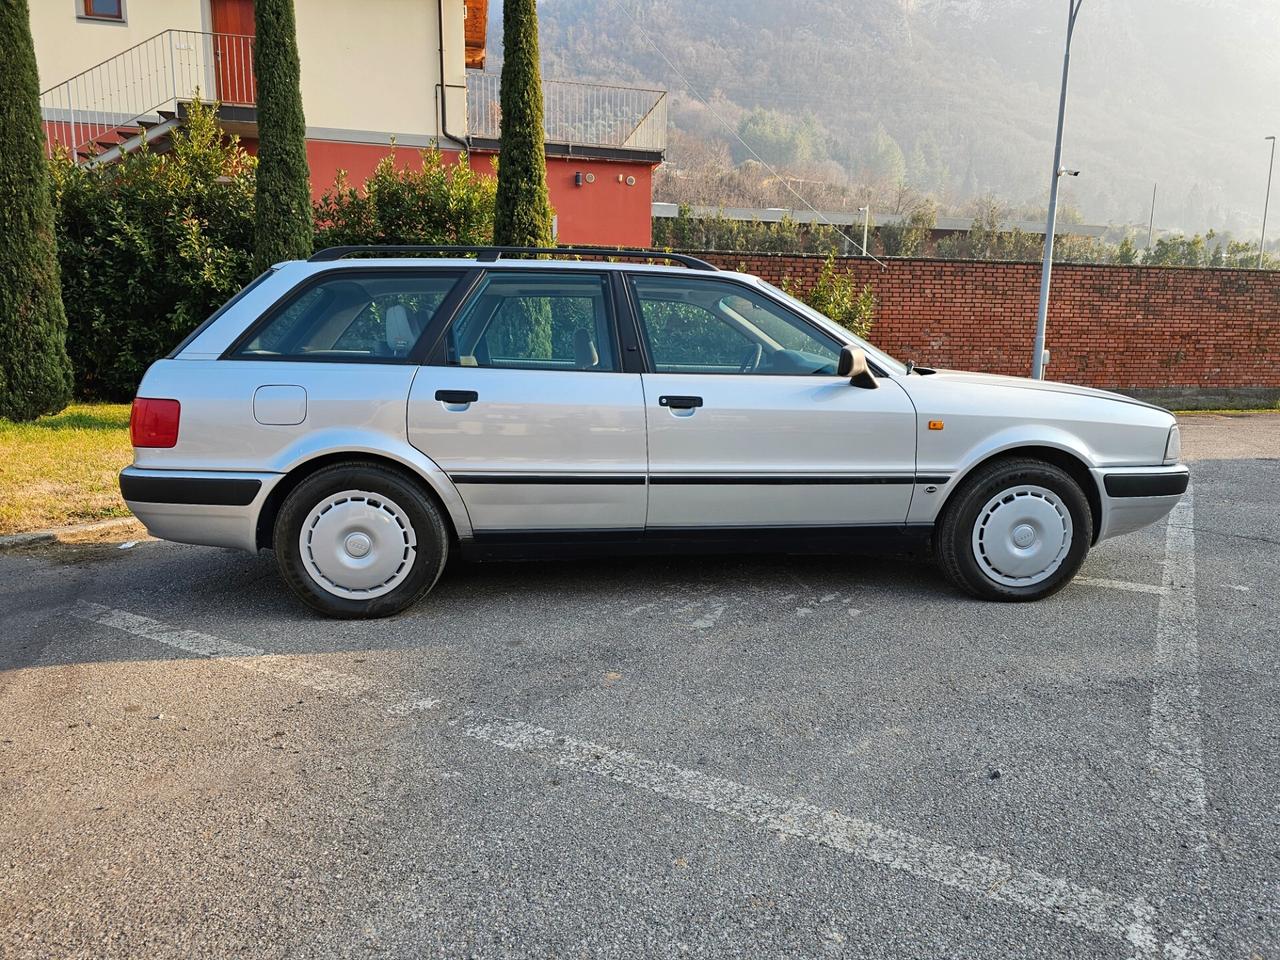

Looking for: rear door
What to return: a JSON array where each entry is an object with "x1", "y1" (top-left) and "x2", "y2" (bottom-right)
[
  {"x1": 627, "y1": 272, "x2": 917, "y2": 531},
  {"x1": 407, "y1": 270, "x2": 647, "y2": 533}
]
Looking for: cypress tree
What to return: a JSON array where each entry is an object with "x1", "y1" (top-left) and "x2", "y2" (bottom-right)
[
  {"x1": 0, "y1": 0, "x2": 73, "y2": 421},
  {"x1": 252, "y1": 0, "x2": 313, "y2": 271},
  {"x1": 493, "y1": 0, "x2": 553, "y2": 248}
]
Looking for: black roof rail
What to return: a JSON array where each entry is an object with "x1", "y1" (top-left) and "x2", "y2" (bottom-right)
[{"x1": 307, "y1": 244, "x2": 718, "y2": 271}]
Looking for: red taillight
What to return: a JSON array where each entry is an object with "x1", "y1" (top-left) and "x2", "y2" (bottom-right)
[{"x1": 130, "y1": 398, "x2": 181, "y2": 448}]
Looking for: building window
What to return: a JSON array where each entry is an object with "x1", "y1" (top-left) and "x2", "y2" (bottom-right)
[{"x1": 80, "y1": 0, "x2": 125, "y2": 21}]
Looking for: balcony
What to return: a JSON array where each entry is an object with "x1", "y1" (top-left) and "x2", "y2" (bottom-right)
[{"x1": 466, "y1": 72, "x2": 667, "y2": 155}]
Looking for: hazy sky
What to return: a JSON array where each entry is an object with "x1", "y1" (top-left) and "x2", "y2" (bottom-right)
[{"x1": 998, "y1": 0, "x2": 1280, "y2": 232}]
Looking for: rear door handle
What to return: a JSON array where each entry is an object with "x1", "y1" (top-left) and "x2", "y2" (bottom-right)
[
  {"x1": 435, "y1": 390, "x2": 479, "y2": 404},
  {"x1": 659, "y1": 395, "x2": 703, "y2": 409}
]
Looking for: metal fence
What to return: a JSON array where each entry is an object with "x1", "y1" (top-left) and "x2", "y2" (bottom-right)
[
  {"x1": 40, "y1": 29, "x2": 254, "y2": 161},
  {"x1": 41, "y1": 38, "x2": 666, "y2": 163},
  {"x1": 466, "y1": 73, "x2": 667, "y2": 152}
]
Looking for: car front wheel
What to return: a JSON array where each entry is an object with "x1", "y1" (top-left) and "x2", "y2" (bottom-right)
[
  {"x1": 273, "y1": 462, "x2": 449, "y2": 618},
  {"x1": 936, "y1": 457, "x2": 1093, "y2": 601}
]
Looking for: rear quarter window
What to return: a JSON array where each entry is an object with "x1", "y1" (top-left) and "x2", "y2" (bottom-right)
[{"x1": 230, "y1": 271, "x2": 462, "y2": 361}]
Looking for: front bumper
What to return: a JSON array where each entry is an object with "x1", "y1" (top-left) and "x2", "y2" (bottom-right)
[
  {"x1": 120, "y1": 466, "x2": 283, "y2": 552},
  {"x1": 1092, "y1": 463, "x2": 1190, "y2": 542}
]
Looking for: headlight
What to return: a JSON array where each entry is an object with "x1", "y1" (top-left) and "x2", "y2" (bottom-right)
[{"x1": 1163, "y1": 424, "x2": 1181, "y2": 464}]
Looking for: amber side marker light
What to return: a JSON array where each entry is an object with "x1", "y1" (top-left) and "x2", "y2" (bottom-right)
[{"x1": 928, "y1": 420, "x2": 945, "y2": 431}]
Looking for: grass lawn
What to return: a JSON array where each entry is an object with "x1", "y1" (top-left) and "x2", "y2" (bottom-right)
[{"x1": 0, "y1": 403, "x2": 133, "y2": 536}]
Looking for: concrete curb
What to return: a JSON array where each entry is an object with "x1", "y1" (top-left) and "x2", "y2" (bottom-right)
[{"x1": 0, "y1": 516, "x2": 140, "y2": 550}]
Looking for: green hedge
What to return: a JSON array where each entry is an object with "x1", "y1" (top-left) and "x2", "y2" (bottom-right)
[
  {"x1": 315, "y1": 150, "x2": 496, "y2": 248},
  {"x1": 51, "y1": 100, "x2": 257, "y2": 401}
]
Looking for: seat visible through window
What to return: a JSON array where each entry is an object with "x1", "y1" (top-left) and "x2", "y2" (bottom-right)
[
  {"x1": 234, "y1": 272, "x2": 461, "y2": 361},
  {"x1": 444, "y1": 272, "x2": 619, "y2": 372}
]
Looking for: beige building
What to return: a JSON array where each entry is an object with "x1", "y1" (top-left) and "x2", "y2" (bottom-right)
[
  {"x1": 34, "y1": 0, "x2": 471, "y2": 154},
  {"x1": 34, "y1": 0, "x2": 666, "y2": 245}
]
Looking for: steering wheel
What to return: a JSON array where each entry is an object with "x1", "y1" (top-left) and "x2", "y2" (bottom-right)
[{"x1": 738, "y1": 343, "x2": 764, "y2": 373}]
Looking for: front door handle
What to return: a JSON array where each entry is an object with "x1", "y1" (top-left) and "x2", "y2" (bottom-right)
[
  {"x1": 436, "y1": 389, "x2": 479, "y2": 404},
  {"x1": 659, "y1": 395, "x2": 703, "y2": 409}
]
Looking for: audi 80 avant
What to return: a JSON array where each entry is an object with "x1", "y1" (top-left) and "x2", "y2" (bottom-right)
[{"x1": 121, "y1": 246, "x2": 1189, "y2": 618}]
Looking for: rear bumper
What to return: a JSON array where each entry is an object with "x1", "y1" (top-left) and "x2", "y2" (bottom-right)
[
  {"x1": 1093, "y1": 464, "x2": 1190, "y2": 542},
  {"x1": 120, "y1": 466, "x2": 282, "y2": 552}
]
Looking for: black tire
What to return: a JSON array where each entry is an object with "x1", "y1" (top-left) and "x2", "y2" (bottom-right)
[
  {"x1": 273, "y1": 462, "x2": 449, "y2": 619},
  {"x1": 936, "y1": 457, "x2": 1093, "y2": 601}
]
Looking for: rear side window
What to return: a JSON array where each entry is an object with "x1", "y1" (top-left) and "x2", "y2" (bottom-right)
[
  {"x1": 233, "y1": 271, "x2": 462, "y2": 361},
  {"x1": 442, "y1": 272, "x2": 619, "y2": 372}
]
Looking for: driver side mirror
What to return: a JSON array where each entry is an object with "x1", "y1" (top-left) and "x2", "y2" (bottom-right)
[{"x1": 838, "y1": 346, "x2": 878, "y2": 389}]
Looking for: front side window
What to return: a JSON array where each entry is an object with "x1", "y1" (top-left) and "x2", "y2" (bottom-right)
[
  {"x1": 234, "y1": 271, "x2": 461, "y2": 361},
  {"x1": 443, "y1": 272, "x2": 618, "y2": 372},
  {"x1": 629, "y1": 275, "x2": 842, "y2": 375}
]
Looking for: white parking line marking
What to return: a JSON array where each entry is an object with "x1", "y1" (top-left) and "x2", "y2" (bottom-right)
[
  {"x1": 1075, "y1": 576, "x2": 1169, "y2": 596},
  {"x1": 461, "y1": 716, "x2": 1159, "y2": 955},
  {"x1": 1148, "y1": 493, "x2": 1206, "y2": 836},
  {"x1": 70, "y1": 600, "x2": 439, "y2": 715},
  {"x1": 71, "y1": 552, "x2": 1214, "y2": 959},
  {"x1": 1147, "y1": 491, "x2": 1212, "y2": 958}
]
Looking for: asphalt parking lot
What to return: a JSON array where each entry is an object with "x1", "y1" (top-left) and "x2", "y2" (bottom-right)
[{"x1": 2, "y1": 415, "x2": 1277, "y2": 959}]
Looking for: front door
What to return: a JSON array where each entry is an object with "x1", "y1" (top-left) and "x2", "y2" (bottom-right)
[
  {"x1": 408, "y1": 271, "x2": 647, "y2": 534},
  {"x1": 210, "y1": 0, "x2": 256, "y2": 105},
  {"x1": 627, "y1": 273, "x2": 918, "y2": 531}
]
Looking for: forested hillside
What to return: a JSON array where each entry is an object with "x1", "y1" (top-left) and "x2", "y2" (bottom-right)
[{"x1": 493, "y1": 0, "x2": 1280, "y2": 235}]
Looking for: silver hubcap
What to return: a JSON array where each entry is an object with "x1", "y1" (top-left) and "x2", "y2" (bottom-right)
[
  {"x1": 299, "y1": 490, "x2": 417, "y2": 599},
  {"x1": 971, "y1": 484, "x2": 1073, "y2": 587}
]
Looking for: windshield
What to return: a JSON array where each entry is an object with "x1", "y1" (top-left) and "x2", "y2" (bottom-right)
[{"x1": 755, "y1": 279, "x2": 909, "y2": 376}]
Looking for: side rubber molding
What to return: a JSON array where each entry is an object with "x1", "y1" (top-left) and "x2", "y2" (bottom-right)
[
  {"x1": 120, "y1": 473, "x2": 262, "y2": 506},
  {"x1": 461, "y1": 523, "x2": 934, "y2": 561},
  {"x1": 1103, "y1": 470, "x2": 1190, "y2": 498},
  {"x1": 449, "y1": 472, "x2": 951, "y2": 487}
]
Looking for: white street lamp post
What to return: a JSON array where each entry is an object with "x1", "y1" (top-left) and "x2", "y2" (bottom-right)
[
  {"x1": 1260, "y1": 135, "x2": 1276, "y2": 269},
  {"x1": 1147, "y1": 182, "x2": 1157, "y2": 251},
  {"x1": 1031, "y1": 0, "x2": 1084, "y2": 381}
]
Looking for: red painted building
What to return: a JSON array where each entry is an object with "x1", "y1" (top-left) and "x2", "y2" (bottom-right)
[{"x1": 34, "y1": 0, "x2": 666, "y2": 247}]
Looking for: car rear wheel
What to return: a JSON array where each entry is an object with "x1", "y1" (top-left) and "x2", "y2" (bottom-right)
[
  {"x1": 274, "y1": 462, "x2": 449, "y2": 618},
  {"x1": 936, "y1": 457, "x2": 1092, "y2": 601}
]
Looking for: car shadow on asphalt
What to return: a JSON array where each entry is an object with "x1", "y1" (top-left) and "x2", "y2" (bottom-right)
[{"x1": 40, "y1": 537, "x2": 952, "y2": 635}]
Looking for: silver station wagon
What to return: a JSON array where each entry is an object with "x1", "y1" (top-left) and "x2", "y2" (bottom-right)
[{"x1": 122, "y1": 246, "x2": 1189, "y2": 618}]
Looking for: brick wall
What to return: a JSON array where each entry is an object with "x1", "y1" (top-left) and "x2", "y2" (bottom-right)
[{"x1": 693, "y1": 251, "x2": 1280, "y2": 391}]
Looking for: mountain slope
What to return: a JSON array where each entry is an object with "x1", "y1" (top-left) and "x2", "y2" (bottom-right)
[{"x1": 500, "y1": 0, "x2": 1280, "y2": 233}]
